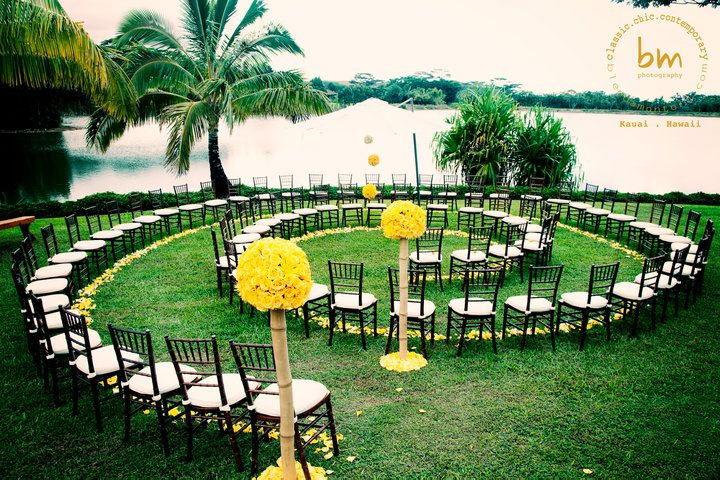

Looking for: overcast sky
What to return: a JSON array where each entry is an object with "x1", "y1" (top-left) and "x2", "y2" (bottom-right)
[{"x1": 61, "y1": 0, "x2": 719, "y2": 94}]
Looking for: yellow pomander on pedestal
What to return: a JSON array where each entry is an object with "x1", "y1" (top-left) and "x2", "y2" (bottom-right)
[
  {"x1": 379, "y1": 201, "x2": 428, "y2": 372},
  {"x1": 236, "y1": 238, "x2": 314, "y2": 480},
  {"x1": 362, "y1": 183, "x2": 378, "y2": 200}
]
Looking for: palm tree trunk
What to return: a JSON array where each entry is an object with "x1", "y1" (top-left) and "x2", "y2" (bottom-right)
[{"x1": 208, "y1": 125, "x2": 229, "y2": 197}]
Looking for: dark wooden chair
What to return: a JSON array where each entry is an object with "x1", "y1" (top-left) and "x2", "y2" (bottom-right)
[
  {"x1": 583, "y1": 188, "x2": 618, "y2": 233},
  {"x1": 174, "y1": 183, "x2": 205, "y2": 228},
  {"x1": 487, "y1": 223, "x2": 525, "y2": 284},
  {"x1": 41, "y1": 223, "x2": 89, "y2": 286},
  {"x1": 627, "y1": 198, "x2": 666, "y2": 249},
  {"x1": 567, "y1": 183, "x2": 599, "y2": 225},
  {"x1": 84, "y1": 206, "x2": 126, "y2": 262},
  {"x1": 328, "y1": 261, "x2": 378, "y2": 349},
  {"x1": 449, "y1": 225, "x2": 493, "y2": 285},
  {"x1": 105, "y1": 200, "x2": 144, "y2": 251},
  {"x1": 605, "y1": 193, "x2": 640, "y2": 241},
  {"x1": 200, "y1": 181, "x2": 228, "y2": 222},
  {"x1": 300, "y1": 283, "x2": 331, "y2": 338},
  {"x1": 149, "y1": 188, "x2": 182, "y2": 234},
  {"x1": 410, "y1": 227, "x2": 444, "y2": 291},
  {"x1": 129, "y1": 192, "x2": 163, "y2": 241},
  {"x1": 611, "y1": 254, "x2": 664, "y2": 335},
  {"x1": 21, "y1": 235, "x2": 72, "y2": 282},
  {"x1": 65, "y1": 213, "x2": 108, "y2": 274}
]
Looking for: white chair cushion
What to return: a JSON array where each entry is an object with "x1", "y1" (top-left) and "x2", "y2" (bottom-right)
[
  {"x1": 281, "y1": 191, "x2": 301, "y2": 197},
  {"x1": 502, "y1": 216, "x2": 528, "y2": 225},
  {"x1": 187, "y1": 373, "x2": 256, "y2": 408},
  {"x1": 179, "y1": 204, "x2": 203, "y2": 211},
  {"x1": 448, "y1": 298, "x2": 494, "y2": 316},
  {"x1": 40, "y1": 310, "x2": 64, "y2": 330},
  {"x1": 645, "y1": 227, "x2": 675, "y2": 236},
  {"x1": 459, "y1": 207, "x2": 483, "y2": 213},
  {"x1": 608, "y1": 213, "x2": 636, "y2": 222},
  {"x1": 419, "y1": 190, "x2": 432, "y2": 196},
  {"x1": 333, "y1": 292, "x2": 377, "y2": 309},
  {"x1": 76, "y1": 345, "x2": 141, "y2": 377},
  {"x1": 366, "y1": 203, "x2": 387, "y2": 209},
  {"x1": 33, "y1": 263, "x2": 72, "y2": 280},
  {"x1": 524, "y1": 232, "x2": 543, "y2": 242},
  {"x1": 451, "y1": 249, "x2": 486, "y2": 262},
  {"x1": 521, "y1": 194, "x2": 542, "y2": 200},
  {"x1": 410, "y1": 251, "x2": 441, "y2": 264},
  {"x1": 26, "y1": 277, "x2": 68, "y2": 295},
  {"x1": 524, "y1": 223, "x2": 542, "y2": 233},
  {"x1": 316, "y1": 204, "x2": 338, "y2": 211},
  {"x1": 488, "y1": 244, "x2": 522, "y2": 258},
  {"x1": 243, "y1": 224, "x2": 271, "y2": 234},
  {"x1": 255, "y1": 218, "x2": 281, "y2": 227},
  {"x1": 391, "y1": 300, "x2": 436, "y2": 319},
  {"x1": 233, "y1": 233, "x2": 261, "y2": 244},
  {"x1": 560, "y1": 292, "x2": 608, "y2": 309},
  {"x1": 49, "y1": 329, "x2": 102, "y2": 355},
  {"x1": 112, "y1": 222, "x2": 143, "y2": 231},
  {"x1": 28, "y1": 294, "x2": 70, "y2": 314},
  {"x1": 306, "y1": 283, "x2": 329, "y2": 302},
  {"x1": 73, "y1": 240, "x2": 106, "y2": 251},
  {"x1": 629, "y1": 221, "x2": 658, "y2": 229},
  {"x1": 464, "y1": 193, "x2": 483, "y2": 199},
  {"x1": 661, "y1": 234, "x2": 692, "y2": 244},
  {"x1": 294, "y1": 208, "x2": 318, "y2": 215},
  {"x1": 276, "y1": 213, "x2": 300, "y2": 221},
  {"x1": 569, "y1": 202, "x2": 591, "y2": 210},
  {"x1": 154, "y1": 208, "x2": 179, "y2": 216},
  {"x1": 128, "y1": 362, "x2": 199, "y2": 396},
  {"x1": 489, "y1": 193, "x2": 509, "y2": 199},
  {"x1": 49, "y1": 251, "x2": 87, "y2": 264},
  {"x1": 634, "y1": 273, "x2": 678, "y2": 290},
  {"x1": 505, "y1": 295, "x2": 554, "y2": 313},
  {"x1": 612, "y1": 282, "x2": 654, "y2": 301},
  {"x1": 254, "y1": 193, "x2": 274, "y2": 200},
  {"x1": 482, "y1": 210, "x2": 508, "y2": 218},
  {"x1": 91, "y1": 230, "x2": 124, "y2": 240},
  {"x1": 217, "y1": 255, "x2": 235, "y2": 269},
  {"x1": 341, "y1": 203, "x2": 362, "y2": 209},
  {"x1": 205, "y1": 199, "x2": 228, "y2": 207},
  {"x1": 674, "y1": 243, "x2": 698, "y2": 254},
  {"x1": 133, "y1": 215, "x2": 162, "y2": 224},
  {"x1": 427, "y1": 204, "x2": 449, "y2": 210},
  {"x1": 229, "y1": 196, "x2": 250, "y2": 202},
  {"x1": 515, "y1": 240, "x2": 545, "y2": 251},
  {"x1": 546, "y1": 198, "x2": 570, "y2": 204},
  {"x1": 586, "y1": 208, "x2": 610, "y2": 216},
  {"x1": 253, "y1": 379, "x2": 329, "y2": 417}
]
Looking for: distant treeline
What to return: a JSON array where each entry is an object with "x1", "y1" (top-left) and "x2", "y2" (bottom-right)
[
  {"x1": 313, "y1": 72, "x2": 720, "y2": 114},
  {"x1": 0, "y1": 85, "x2": 93, "y2": 130}
]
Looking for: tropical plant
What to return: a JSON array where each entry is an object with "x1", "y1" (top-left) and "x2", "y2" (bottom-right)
[
  {"x1": 87, "y1": 0, "x2": 331, "y2": 196},
  {"x1": 0, "y1": 0, "x2": 136, "y2": 121},
  {"x1": 513, "y1": 106, "x2": 577, "y2": 187},
  {"x1": 433, "y1": 87, "x2": 519, "y2": 183}
]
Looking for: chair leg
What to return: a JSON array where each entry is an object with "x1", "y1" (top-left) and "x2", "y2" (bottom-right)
[
  {"x1": 445, "y1": 309, "x2": 452, "y2": 344},
  {"x1": 490, "y1": 318, "x2": 498, "y2": 354},
  {"x1": 604, "y1": 308, "x2": 611, "y2": 341},
  {"x1": 302, "y1": 304, "x2": 310, "y2": 338},
  {"x1": 520, "y1": 315, "x2": 530, "y2": 351},
  {"x1": 328, "y1": 308, "x2": 335, "y2": 346},
  {"x1": 385, "y1": 317, "x2": 395, "y2": 354},
  {"x1": 549, "y1": 312, "x2": 556, "y2": 351},
  {"x1": 578, "y1": 309, "x2": 589, "y2": 351},
  {"x1": 224, "y1": 411, "x2": 243, "y2": 472},
  {"x1": 251, "y1": 418, "x2": 260, "y2": 475},
  {"x1": 123, "y1": 387, "x2": 132, "y2": 442},
  {"x1": 156, "y1": 399, "x2": 170, "y2": 456},
  {"x1": 185, "y1": 408, "x2": 194, "y2": 461},
  {"x1": 326, "y1": 398, "x2": 341, "y2": 455},
  {"x1": 90, "y1": 380, "x2": 103, "y2": 432},
  {"x1": 457, "y1": 318, "x2": 467, "y2": 357},
  {"x1": 295, "y1": 425, "x2": 312, "y2": 480}
]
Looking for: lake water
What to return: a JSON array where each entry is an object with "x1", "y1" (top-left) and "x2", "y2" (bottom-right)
[{"x1": 2, "y1": 108, "x2": 718, "y2": 203}]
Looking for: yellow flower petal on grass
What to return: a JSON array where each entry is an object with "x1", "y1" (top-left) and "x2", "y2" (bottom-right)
[
  {"x1": 346, "y1": 456, "x2": 356, "y2": 462},
  {"x1": 583, "y1": 469, "x2": 593, "y2": 475},
  {"x1": 356, "y1": 410, "x2": 363, "y2": 416}
]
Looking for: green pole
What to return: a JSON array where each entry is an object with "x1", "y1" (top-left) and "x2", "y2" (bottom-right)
[{"x1": 413, "y1": 132, "x2": 420, "y2": 204}]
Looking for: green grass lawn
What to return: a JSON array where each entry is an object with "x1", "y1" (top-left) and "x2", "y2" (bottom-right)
[{"x1": 1, "y1": 204, "x2": 719, "y2": 479}]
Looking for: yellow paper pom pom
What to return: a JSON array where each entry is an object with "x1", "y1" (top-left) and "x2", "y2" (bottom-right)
[
  {"x1": 368, "y1": 154, "x2": 380, "y2": 166},
  {"x1": 257, "y1": 459, "x2": 328, "y2": 480},
  {"x1": 235, "y1": 238, "x2": 313, "y2": 311},
  {"x1": 379, "y1": 352, "x2": 428, "y2": 372},
  {"x1": 380, "y1": 200, "x2": 426, "y2": 240},
  {"x1": 363, "y1": 135, "x2": 373, "y2": 144},
  {"x1": 362, "y1": 183, "x2": 377, "y2": 200}
]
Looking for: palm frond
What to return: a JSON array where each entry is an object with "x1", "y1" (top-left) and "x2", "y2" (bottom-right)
[
  {"x1": 181, "y1": 0, "x2": 211, "y2": 63},
  {"x1": 160, "y1": 100, "x2": 213, "y2": 173},
  {"x1": 224, "y1": 0, "x2": 267, "y2": 50},
  {"x1": 115, "y1": 10, "x2": 185, "y2": 53}
]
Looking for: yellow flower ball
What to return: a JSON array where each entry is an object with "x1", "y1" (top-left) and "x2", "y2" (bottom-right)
[
  {"x1": 368, "y1": 154, "x2": 380, "y2": 166},
  {"x1": 362, "y1": 183, "x2": 378, "y2": 200},
  {"x1": 363, "y1": 135, "x2": 374, "y2": 144},
  {"x1": 235, "y1": 238, "x2": 313, "y2": 311},
  {"x1": 381, "y1": 200, "x2": 426, "y2": 240}
]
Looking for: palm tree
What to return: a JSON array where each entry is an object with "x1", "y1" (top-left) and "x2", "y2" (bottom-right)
[
  {"x1": 87, "y1": 0, "x2": 331, "y2": 197},
  {"x1": 0, "y1": 0, "x2": 136, "y2": 121}
]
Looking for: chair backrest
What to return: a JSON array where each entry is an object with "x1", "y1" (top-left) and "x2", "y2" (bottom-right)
[
  {"x1": 21, "y1": 235, "x2": 40, "y2": 274},
  {"x1": 463, "y1": 268, "x2": 504, "y2": 312},
  {"x1": 686, "y1": 233, "x2": 712, "y2": 278},
  {"x1": 105, "y1": 200, "x2": 124, "y2": 228},
  {"x1": 365, "y1": 174, "x2": 380, "y2": 185},
  {"x1": 338, "y1": 174, "x2": 352, "y2": 186},
  {"x1": 582, "y1": 184, "x2": 599, "y2": 204},
  {"x1": 527, "y1": 265, "x2": 564, "y2": 306},
  {"x1": 166, "y1": 336, "x2": 227, "y2": 407},
  {"x1": 419, "y1": 174, "x2": 433, "y2": 188},
  {"x1": 129, "y1": 192, "x2": 145, "y2": 217},
  {"x1": 84, "y1": 206, "x2": 104, "y2": 235},
  {"x1": 599, "y1": 189, "x2": 618, "y2": 210},
  {"x1": 11, "y1": 263, "x2": 31, "y2": 311},
  {"x1": 665, "y1": 204, "x2": 683, "y2": 231},
  {"x1": 466, "y1": 181, "x2": 484, "y2": 208},
  {"x1": 200, "y1": 181, "x2": 214, "y2": 201},
  {"x1": 309, "y1": 174, "x2": 323, "y2": 188},
  {"x1": 387, "y1": 268, "x2": 427, "y2": 315},
  {"x1": 41, "y1": 224, "x2": 60, "y2": 258},
  {"x1": 108, "y1": 324, "x2": 159, "y2": 396},
  {"x1": 235, "y1": 200, "x2": 254, "y2": 228},
  {"x1": 500, "y1": 223, "x2": 525, "y2": 255},
  {"x1": 65, "y1": 214, "x2": 83, "y2": 246},
  {"x1": 28, "y1": 293, "x2": 56, "y2": 356},
  {"x1": 210, "y1": 228, "x2": 222, "y2": 264},
  {"x1": 636, "y1": 254, "x2": 664, "y2": 296},
  {"x1": 223, "y1": 209, "x2": 236, "y2": 236},
  {"x1": 59, "y1": 307, "x2": 97, "y2": 375},
  {"x1": 587, "y1": 262, "x2": 620, "y2": 302},
  {"x1": 229, "y1": 342, "x2": 277, "y2": 409},
  {"x1": 465, "y1": 225, "x2": 493, "y2": 259},
  {"x1": 338, "y1": 183, "x2": 357, "y2": 203},
  {"x1": 528, "y1": 177, "x2": 544, "y2": 195},
  {"x1": 495, "y1": 168, "x2": 511, "y2": 188},
  {"x1": 12, "y1": 248, "x2": 32, "y2": 285},
  {"x1": 313, "y1": 184, "x2": 331, "y2": 205},
  {"x1": 488, "y1": 195, "x2": 511, "y2": 213},
  {"x1": 228, "y1": 178, "x2": 242, "y2": 196},
  {"x1": 518, "y1": 197, "x2": 536, "y2": 219},
  {"x1": 443, "y1": 174, "x2": 458, "y2": 188},
  {"x1": 415, "y1": 227, "x2": 443, "y2": 261},
  {"x1": 535, "y1": 216, "x2": 555, "y2": 246},
  {"x1": 615, "y1": 193, "x2": 640, "y2": 217},
  {"x1": 648, "y1": 199, "x2": 666, "y2": 225},
  {"x1": 253, "y1": 176, "x2": 269, "y2": 193},
  {"x1": 148, "y1": 189, "x2": 165, "y2": 209},
  {"x1": 328, "y1": 261, "x2": 364, "y2": 305},
  {"x1": 223, "y1": 237, "x2": 241, "y2": 265},
  {"x1": 392, "y1": 173, "x2": 406, "y2": 184},
  {"x1": 682, "y1": 210, "x2": 702, "y2": 241},
  {"x1": 174, "y1": 184, "x2": 191, "y2": 206},
  {"x1": 279, "y1": 175, "x2": 293, "y2": 190},
  {"x1": 556, "y1": 180, "x2": 573, "y2": 200},
  {"x1": 218, "y1": 216, "x2": 232, "y2": 241}
]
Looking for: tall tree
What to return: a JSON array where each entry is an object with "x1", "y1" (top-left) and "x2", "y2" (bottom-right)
[
  {"x1": 87, "y1": 0, "x2": 331, "y2": 196},
  {"x1": 0, "y1": 0, "x2": 136, "y2": 121}
]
